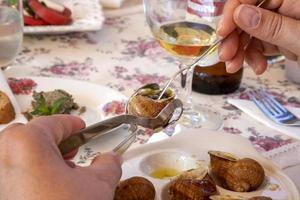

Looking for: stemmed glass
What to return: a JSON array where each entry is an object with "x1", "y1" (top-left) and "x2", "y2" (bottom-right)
[
  {"x1": 0, "y1": 0, "x2": 23, "y2": 69},
  {"x1": 143, "y1": 0, "x2": 223, "y2": 130}
]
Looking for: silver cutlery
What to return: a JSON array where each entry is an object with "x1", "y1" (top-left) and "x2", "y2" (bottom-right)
[
  {"x1": 248, "y1": 89, "x2": 300, "y2": 127},
  {"x1": 59, "y1": 98, "x2": 183, "y2": 155},
  {"x1": 112, "y1": 128, "x2": 143, "y2": 155}
]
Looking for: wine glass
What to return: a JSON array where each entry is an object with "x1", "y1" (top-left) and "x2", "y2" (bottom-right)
[
  {"x1": 0, "y1": 0, "x2": 23, "y2": 69},
  {"x1": 143, "y1": 0, "x2": 223, "y2": 130}
]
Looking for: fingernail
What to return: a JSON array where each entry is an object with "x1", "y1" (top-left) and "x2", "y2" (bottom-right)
[
  {"x1": 236, "y1": 5, "x2": 261, "y2": 28},
  {"x1": 226, "y1": 62, "x2": 236, "y2": 73},
  {"x1": 218, "y1": 46, "x2": 225, "y2": 61},
  {"x1": 216, "y1": 17, "x2": 224, "y2": 36},
  {"x1": 255, "y1": 67, "x2": 262, "y2": 75}
]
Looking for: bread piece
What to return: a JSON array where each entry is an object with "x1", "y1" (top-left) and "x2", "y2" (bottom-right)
[{"x1": 0, "y1": 91, "x2": 15, "y2": 124}]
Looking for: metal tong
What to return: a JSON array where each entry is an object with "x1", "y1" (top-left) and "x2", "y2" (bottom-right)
[{"x1": 59, "y1": 98, "x2": 183, "y2": 155}]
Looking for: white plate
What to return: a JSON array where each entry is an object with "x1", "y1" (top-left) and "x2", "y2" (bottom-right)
[
  {"x1": 13, "y1": 76, "x2": 126, "y2": 126},
  {"x1": 24, "y1": 0, "x2": 104, "y2": 34},
  {"x1": 5, "y1": 76, "x2": 132, "y2": 164},
  {"x1": 119, "y1": 130, "x2": 299, "y2": 200}
]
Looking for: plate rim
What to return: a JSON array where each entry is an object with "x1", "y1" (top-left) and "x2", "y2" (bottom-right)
[{"x1": 16, "y1": 76, "x2": 127, "y2": 99}]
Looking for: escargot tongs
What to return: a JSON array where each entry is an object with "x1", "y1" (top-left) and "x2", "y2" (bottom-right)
[{"x1": 59, "y1": 99, "x2": 183, "y2": 155}]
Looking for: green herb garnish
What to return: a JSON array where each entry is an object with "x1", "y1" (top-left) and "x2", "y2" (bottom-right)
[
  {"x1": 6, "y1": 0, "x2": 18, "y2": 6},
  {"x1": 31, "y1": 96, "x2": 68, "y2": 116}
]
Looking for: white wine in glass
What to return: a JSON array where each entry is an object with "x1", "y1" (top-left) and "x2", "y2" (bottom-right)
[
  {"x1": 144, "y1": 0, "x2": 223, "y2": 130},
  {"x1": 155, "y1": 21, "x2": 217, "y2": 59}
]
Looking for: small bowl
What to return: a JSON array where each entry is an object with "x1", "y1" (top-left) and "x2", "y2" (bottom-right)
[{"x1": 139, "y1": 151, "x2": 205, "y2": 179}]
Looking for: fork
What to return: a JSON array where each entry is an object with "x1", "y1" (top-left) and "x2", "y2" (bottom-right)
[
  {"x1": 112, "y1": 128, "x2": 143, "y2": 155},
  {"x1": 248, "y1": 89, "x2": 300, "y2": 126}
]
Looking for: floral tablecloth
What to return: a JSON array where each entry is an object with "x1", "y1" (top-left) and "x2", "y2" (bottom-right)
[{"x1": 4, "y1": 2, "x2": 300, "y2": 168}]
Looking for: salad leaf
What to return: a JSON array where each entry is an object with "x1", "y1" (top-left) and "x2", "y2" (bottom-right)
[
  {"x1": 30, "y1": 95, "x2": 51, "y2": 116},
  {"x1": 6, "y1": 0, "x2": 18, "y2": 6},
  {"x1": 50, "y1": 97, "x2": 68, "y2": 115},
  {"x1": 31, "y1": 95, "x2": 68, "y2": 116}
]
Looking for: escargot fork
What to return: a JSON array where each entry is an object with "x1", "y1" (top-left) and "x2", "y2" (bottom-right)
[{"x1": 58, "y1": 99, "x2": 183, "y2": 155}]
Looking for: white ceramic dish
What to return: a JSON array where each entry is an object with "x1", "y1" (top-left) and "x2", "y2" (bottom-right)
[
  {"x1": 119, "y1": 130, "x2": 299, "y2": 200},
  {"x1": 0, "y1": 71, "x2": 27, "y2": 131},
  {"x1": 24, "y1": 0, "x2": 104, "y2": 34},
  {"x1": 2, "y1": 76, "x2": 132, "y2": 163},
  {"x1": 12, "y1": 76, "x2": 126, "y2": 126}
]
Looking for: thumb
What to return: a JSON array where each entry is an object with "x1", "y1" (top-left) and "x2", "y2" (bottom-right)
[
  {"x1": 233, "y1": 5, "x2": 300, "y2": 55},
  {"x1": 88, "y1": 152, "x2": 122, "y2": 188}
]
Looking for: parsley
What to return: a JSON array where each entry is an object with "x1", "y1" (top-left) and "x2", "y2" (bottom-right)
[
  {"x1": 6, "y1": 0, "x2": 18, "y2": 6},
  {"x1": 31, "y1": 96, "x2": 68, "y2": 116}
]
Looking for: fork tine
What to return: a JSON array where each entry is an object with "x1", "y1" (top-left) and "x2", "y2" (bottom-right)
[
  {"x1": 248, "y1": 91, "x2": 276, "y2": 117},
  {"x1": 249, "y1": 89, "x2": 299, "y2": 125},
  {"x1": 260, "y1": 90, "x2": 288, "y2": 113},
  {"x1": 113, "y1": 132, "x2": 136, "y2": 155},
  {"x1": 252, "y1": 90, "x2": 278, "y2": 115},
  {"x1": 257, "y1": 90, "x2": 282, "y2": 115},
  {"x1": 261, "y1": 91, "x2": 297, "y2": 121}
]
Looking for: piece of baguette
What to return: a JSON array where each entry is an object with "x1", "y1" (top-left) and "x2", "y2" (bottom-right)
[{"x1": 0, "y1": 91, "x2": 16, "y2": 124}]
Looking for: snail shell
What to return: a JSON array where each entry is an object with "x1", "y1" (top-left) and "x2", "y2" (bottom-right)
[
  {"x1": 127, "y1": 83, "x2": 175, "y2": 118},
  {"x1": 209, "y1": 151, "x2": 265, "y2": 192},
  {"x1": 209, "y1": 195, "x2": 272, "y2": 200},
  {"x1": 169, "y1": 168, "x2": 218, "y2": 200},
  {"x1": 248, "y1": 197, "x2": 272, "y2": 200},
  {"x1": 114, "y1": 176, "x2": 155, "y2": 200}
]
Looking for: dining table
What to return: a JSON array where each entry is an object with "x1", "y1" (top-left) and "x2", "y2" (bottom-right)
[{"x1": 3, "y1": 0, "x2": 300, "y2": 192}]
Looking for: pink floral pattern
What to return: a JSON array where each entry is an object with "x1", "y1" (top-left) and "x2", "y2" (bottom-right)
[
  {"x1": 7, "y1": 6, "x2": 300, "y2": 155},
  {"x1": 105, "y1": 16, "x2": 129, "y2": 33},
  {"x1": 34, "y1": 58, "x2": 98, "y2": 80},
  {"x1": 247, "y1": 127, "x2": 292, "y2": 151},
  {"x1": 102, "y1": 101, "x2": 126, "y2": 116},
  {"x1": 7, "y1": 78, "x2": 37, "y2": 95},
  {"x1": 107, "y1": 66, "x2": 167, "y2": 92},
  {"x1": 223, "y1": 127, "x2": 242, "y2": 135},
  {"x1": 227, "y1": 86, "x2": 300, "y2": 108},
  {"x1": 120, "y1": 38, "x2": 174, "y2": 62}
]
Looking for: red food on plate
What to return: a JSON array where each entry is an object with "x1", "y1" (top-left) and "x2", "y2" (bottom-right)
[
  {"x1": 25, "y1": 0, "x2": 72, "y2": 26},
  {"x1": 24, "y1": 15, "x2": 49, "y2": 26},
  {"x1": 62, "y1": 6, "x2": 72, "y2": 18}
]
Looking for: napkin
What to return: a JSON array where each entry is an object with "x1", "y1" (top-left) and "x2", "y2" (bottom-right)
[
  {"x1": 228, "y1": 98, "x2": 300, "y2": 169},
  {"x1": 0, "y1": 71, "x2": 27, "y2": 131},
  {"x1": 99, "y1": 0, "x2": 124, "y2": 8},
  {"x1": 228, "y1": 98, "x2": 300, "y2": 140}
]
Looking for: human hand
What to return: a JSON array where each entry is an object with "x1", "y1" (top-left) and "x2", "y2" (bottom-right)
[
  {"x1": 0, "y1": 115, "x2": 122, "y2": 200},
  {"x1": 217, "y1": 0, "x2": 300, "y2": 75}
]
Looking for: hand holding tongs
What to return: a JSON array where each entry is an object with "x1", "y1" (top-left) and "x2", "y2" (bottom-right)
[{"x1": 59, "y1": 99, "x2": 183, "y2": 155}]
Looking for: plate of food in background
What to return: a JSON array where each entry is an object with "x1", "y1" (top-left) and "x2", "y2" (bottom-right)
[
  {"x1": 5, "y1": 76, "x2": 127, "y2": 126},
  {"x1": 23, "y1": 0, "x2": 104, "y2": 34}
]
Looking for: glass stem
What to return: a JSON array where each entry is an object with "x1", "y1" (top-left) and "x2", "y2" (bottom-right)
[{"x1": 177, "y1": 63, "x2": 194, "y2": 111}]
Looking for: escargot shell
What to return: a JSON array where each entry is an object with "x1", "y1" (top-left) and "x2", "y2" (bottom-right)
[
  {"x1": 127, "y1": 83, "x2": 175, "y2": 118},
  {"x1": 209, "y1": 151, "x2": 265, "y2": 192},
  {"x1": 114, "y1": 176, "x2": 155, "y2": 200},
  {"x1": 209, "y1": 195, "x2": 272, "y2": 200},
  {"x1": 169, "y1": 168, "x2": 218, "y2": 200}
]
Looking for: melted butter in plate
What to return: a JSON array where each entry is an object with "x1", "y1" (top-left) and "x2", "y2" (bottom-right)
[{"x1": 150, "y1": 168, "x2": 180, "y2": 179}]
